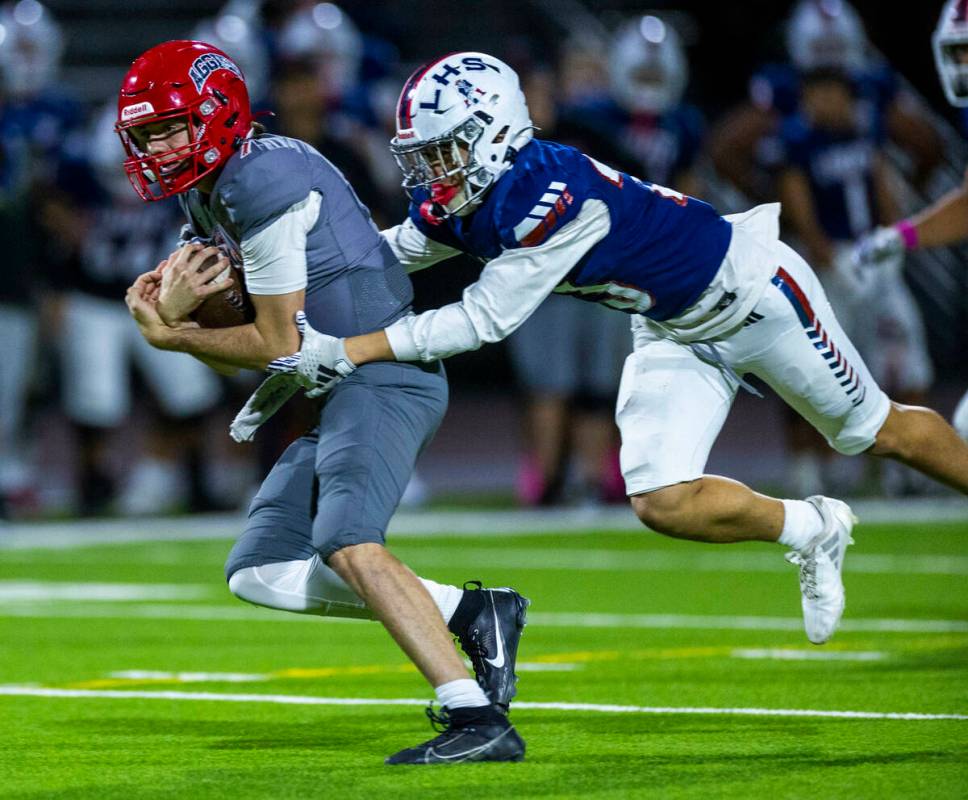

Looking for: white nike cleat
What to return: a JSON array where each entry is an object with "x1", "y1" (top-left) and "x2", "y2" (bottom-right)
[{"x1": 784, "y1": 495, "x2": 857, "y2": 645}]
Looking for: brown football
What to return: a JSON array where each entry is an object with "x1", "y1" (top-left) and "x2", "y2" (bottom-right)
[{"x1": 190, "y1": 253, "x2": 255, "y2": 328}]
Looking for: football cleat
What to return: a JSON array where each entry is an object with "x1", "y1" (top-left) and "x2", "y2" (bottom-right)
[
  {"x1": 453, "y1": 582, "x2": 529, "y2": 712},
  {"x1": 785, "y1": 495, "x2": 857, "y2": 645},
  {"x1": 385, "y1": 704, "x2": 525, "y2": 765}
]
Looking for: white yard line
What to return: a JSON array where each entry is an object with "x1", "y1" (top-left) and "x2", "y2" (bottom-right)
[
  {"x1": 399, "y1": 549, "x2": 968, "y2": 575},
  {"x1": 0, "y1": 686, "x2": 963, "y2": 721},
  {"x1": 1, "y1": 602, "x2": 965, "y2": 634},
  {"x1": 1, "y1": 499, "x2": 966, "y2": 550},
  {"x1": 731, "y1": 648, "x2": 888, "y2": 661},
  {"x1": 0, "y1": 581, "x2": 214, "y2": 602}
]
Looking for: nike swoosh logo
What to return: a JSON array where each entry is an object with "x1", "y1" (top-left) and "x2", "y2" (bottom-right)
[{"x1": 484, "y1": 602, "x2": 506, "y2": 669}]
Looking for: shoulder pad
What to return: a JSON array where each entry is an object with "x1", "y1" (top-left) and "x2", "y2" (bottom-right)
[
  {"x1": 216, "y1": 138, "x2": 314, "y2": 236},
  {"x1": 496, "y1": 153, "x2": 582, "y2": 249}
]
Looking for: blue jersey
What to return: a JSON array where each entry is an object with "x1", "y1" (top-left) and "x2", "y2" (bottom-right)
[
  {"x1": 568, "y1": 99, "x2": 705, "y2": 186},
  {"x1": 410, "y1": 139, "x2": 732, "y2": 322},
  {"x1": 778, "y1": 113, "x2": 883, "y2": 240}
]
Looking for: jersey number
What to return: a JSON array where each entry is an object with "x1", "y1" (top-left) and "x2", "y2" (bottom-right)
[{"x1": 555, "y1": 279, "x2": 655, "y2": 314}]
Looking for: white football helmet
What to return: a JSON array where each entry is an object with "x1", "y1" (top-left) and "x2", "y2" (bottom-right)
[
  {"x1": 276, "y1": 2, "x2": 362, "y2": 100},
  {"x1": 0, "y1": 0, "x2": 63, "y2": 98},
  {"x1": 785, "y1": 0, "x2": 867, "y2": 72},
  {"x1": 390, "y1": 52, "x2": 533, "y2": 218},
  {"x1": 608, "y1": 16, "x2": 687, "y2": 116},
  {"x1": 934, "y1": 0, "x2": 968, "y2": 107},
  {"x1": 192, "y1": 1, "x2": 269, "y2": 102}
]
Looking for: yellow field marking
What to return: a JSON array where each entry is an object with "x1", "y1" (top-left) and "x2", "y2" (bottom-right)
[{"x1": 66, "y1": 662, "x2": 418, "y2": 689}]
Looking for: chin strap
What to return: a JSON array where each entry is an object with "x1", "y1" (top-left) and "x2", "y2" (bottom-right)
[{"x1": 418, "y1": 182, "x2": 461, "y2": 226}]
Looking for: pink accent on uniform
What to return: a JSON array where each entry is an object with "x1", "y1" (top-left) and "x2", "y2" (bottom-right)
[{"x1": 895, "y1": 220, "x2": 919, "y2": 251}]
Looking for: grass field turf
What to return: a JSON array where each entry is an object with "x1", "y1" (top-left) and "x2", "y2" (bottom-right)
[{"x1": 1, "y1": 515, "x2": 966, "y2": 798}]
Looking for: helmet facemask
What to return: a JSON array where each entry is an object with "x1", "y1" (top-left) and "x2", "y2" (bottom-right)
[
  {"x1": 391, "y1": 116, "x2": 492, "y2": 217},
  {"x1": 935, "y1": 35, "x2": 968, "y2": 106},
  {"x1": 117, "y1": 96, "x2": 232, "y2": 201}
]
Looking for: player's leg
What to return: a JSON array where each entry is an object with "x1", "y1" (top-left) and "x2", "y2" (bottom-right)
[
  {"x1": 0, "y1": 302, "x2": 37, "y2": 509},
  {"x1": 132, "y1": 334, "x2": 225, "y2": 512},
  {"x1": 621, "y1": 295, "x2": 857, "y2": 644},
  {"x1": 618, "y1": 324, "x2": 787, "y2": 543},
  {"x1": 953, "y1": 390, "x2": 968, "y2": 441},
  {"x1": 507, "y1": 294, "x2": 576, "y2": 505},
  {"x1": 309, "y1": 362, "x2": 524, "y2": 762},
  {"x1": 60, "y1": 294, "x2": 131, "y2": 514},
  {"x1": 756, "y1": 249, "x2": 968, "y2": 494}
]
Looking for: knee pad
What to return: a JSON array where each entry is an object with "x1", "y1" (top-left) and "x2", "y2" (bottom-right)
[
  {"x1": 227, "y1": 557, "x2": 370, "y2": 619},
  {"x1": 227, "y1": 562, "x2": 318, "y2": 613}
]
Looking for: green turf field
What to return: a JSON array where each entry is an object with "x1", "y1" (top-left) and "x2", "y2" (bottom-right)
[{"x1": 1, "y1": 514, "x2": 967, "y2": 799}]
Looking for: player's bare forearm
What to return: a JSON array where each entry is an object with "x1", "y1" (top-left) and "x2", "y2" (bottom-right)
[
  {"x1": 161, "y1": 322, "x2": 287, "y2": 370},
  {"x1": 907, "y1": 183, "x2": 968, "y2": 249},
  {"x1": 345, "y1": 330, "x2": 396, "y2": 365}
]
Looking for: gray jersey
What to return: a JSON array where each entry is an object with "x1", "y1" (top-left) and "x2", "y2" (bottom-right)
[{"x1": 179, "y1": 134, "x2": 413, "y2": 337}]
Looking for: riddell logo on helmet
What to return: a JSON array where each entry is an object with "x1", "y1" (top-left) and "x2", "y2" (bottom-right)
[
  {"x1": 121, "y1": 101, "x2": 155, "y2": 121},
  {"x1": 188, "y1": 53, "x2": 242, "y2": 93}
]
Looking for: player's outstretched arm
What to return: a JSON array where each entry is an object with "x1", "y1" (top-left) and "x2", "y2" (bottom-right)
[{"x1": 855, "y1": 167, "x2": 968, "y2": 270}]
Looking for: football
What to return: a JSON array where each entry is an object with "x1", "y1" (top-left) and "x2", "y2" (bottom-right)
[{"x1": 190, "y1": 252, "x2": 255, "y2": 328}]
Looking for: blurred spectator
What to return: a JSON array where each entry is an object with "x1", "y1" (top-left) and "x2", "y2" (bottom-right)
[
  {"x1": 709, "y1": 0, "x2": 942, "y2": 207},
  {"x1": 0, "y1": 0, "x2": 81, "y2": 516},
  {"x1": 776, "y1": 67, "x2": 934, "y2": 494},
  {"x1": 40, "y1": 105, "x2": 228, "y2": 515}
]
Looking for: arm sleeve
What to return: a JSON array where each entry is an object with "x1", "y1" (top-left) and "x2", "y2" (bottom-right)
[
  {"x1": 384, "y1": 198, "x2": 611, "y2": 361},
  {"x1": 381, "y1": 217, "x2": 461, "y2": 274},
  {"x1": 240, "y1": 190, "x2": 321, "y2": 296}
]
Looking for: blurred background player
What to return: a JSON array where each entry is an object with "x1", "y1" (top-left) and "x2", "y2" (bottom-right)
[
  {"x1": 41, "y1": 104, "x2": 227, "y2": 516},
  {"x1": 709, "y1": 0, "x2": 941, "y2": 209},
  {"x1": 507, "y1": 51, "x2": 642, "y2": 507},
  {"x1": 855, "y1": 0, "x2": 968, "y2": 443},
  {"x1": 0, "y1": 0, "x2": 79, "y2": 515},
  {"x1": 776, "y1": 67, "x2": 935, "y2": 495}
]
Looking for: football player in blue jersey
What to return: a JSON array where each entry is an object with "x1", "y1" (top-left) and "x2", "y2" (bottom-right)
[
  {"x1": 275, "y1": 51, "x2": 968, "y2": 651},
  {"x1": 710, "y1": 0, "x2": 941, "y2": 206},
  {"x1": 777, "y1": 67, "x2": 935, "y2": 495},
  {"x1": 855, "y1": 0, "x2": 968, "y2": 441},
  {"x1": 120, "y1": 40, "x2": 527, "y2": 764}
]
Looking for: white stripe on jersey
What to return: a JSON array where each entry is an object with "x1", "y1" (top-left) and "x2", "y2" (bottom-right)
[{"x1": 512, "y1": 181, "x2": 568, "y2": 243}]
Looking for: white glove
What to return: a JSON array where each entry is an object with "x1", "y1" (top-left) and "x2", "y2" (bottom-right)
[
  {"x1": 853, "y1": 225, "x2": 906, "y2": 268},
  {"x1": 266, "y1": 311, "x2": 358, "y2": 398},
  {"x1": 852, "y1": 225, "x2": 907, "y2": 293},
  {"x1": 229, "y1": 373, "x2": 301, "y2": 442}
]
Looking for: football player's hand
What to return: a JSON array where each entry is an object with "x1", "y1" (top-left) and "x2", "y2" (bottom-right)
[
  {"x1": 853, "y1": 226, "x2": 905, "y2": 272},
  {"x1": 265, "y1": 311, "x2": 357, "y2": 397},
  {"x1": 126, "y1": 273, "x2": 178, "y2": 348},
  {"x1": 158, "y1": 243, "x2": 232, "y2": 326}
]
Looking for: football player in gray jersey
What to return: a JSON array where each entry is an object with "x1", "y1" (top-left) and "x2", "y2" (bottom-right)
[{"x1": 119, "y1": 40, "x2": 526, "y2": 764}]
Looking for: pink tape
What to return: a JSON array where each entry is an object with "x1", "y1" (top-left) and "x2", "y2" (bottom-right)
[{"x1": 895, "y1": 220, "x2": 919, "y2": 251}]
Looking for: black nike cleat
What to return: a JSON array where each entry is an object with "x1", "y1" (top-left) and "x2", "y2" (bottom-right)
[
  {"x1": 450, "y1": 581, "x2": 529, "y2": 712},
  {"x1": 385, "y1": 704, "x2": 525, "y2": 765}
]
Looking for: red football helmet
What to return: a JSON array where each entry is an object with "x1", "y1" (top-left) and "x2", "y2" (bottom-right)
[{"x1": 115, "y1": 40, "x2": 253, "y2": 201}]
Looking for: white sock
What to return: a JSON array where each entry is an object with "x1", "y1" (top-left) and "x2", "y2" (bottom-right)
[
  {"x1": 419, "y1": 578, "x2": 463, "y2": 624},
  {"x1": 435, "y1": 678, "x2": 490, "y2": 710},
  {"x1": 778, "y1": 499, "x2": 825, "y2": 551}
]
